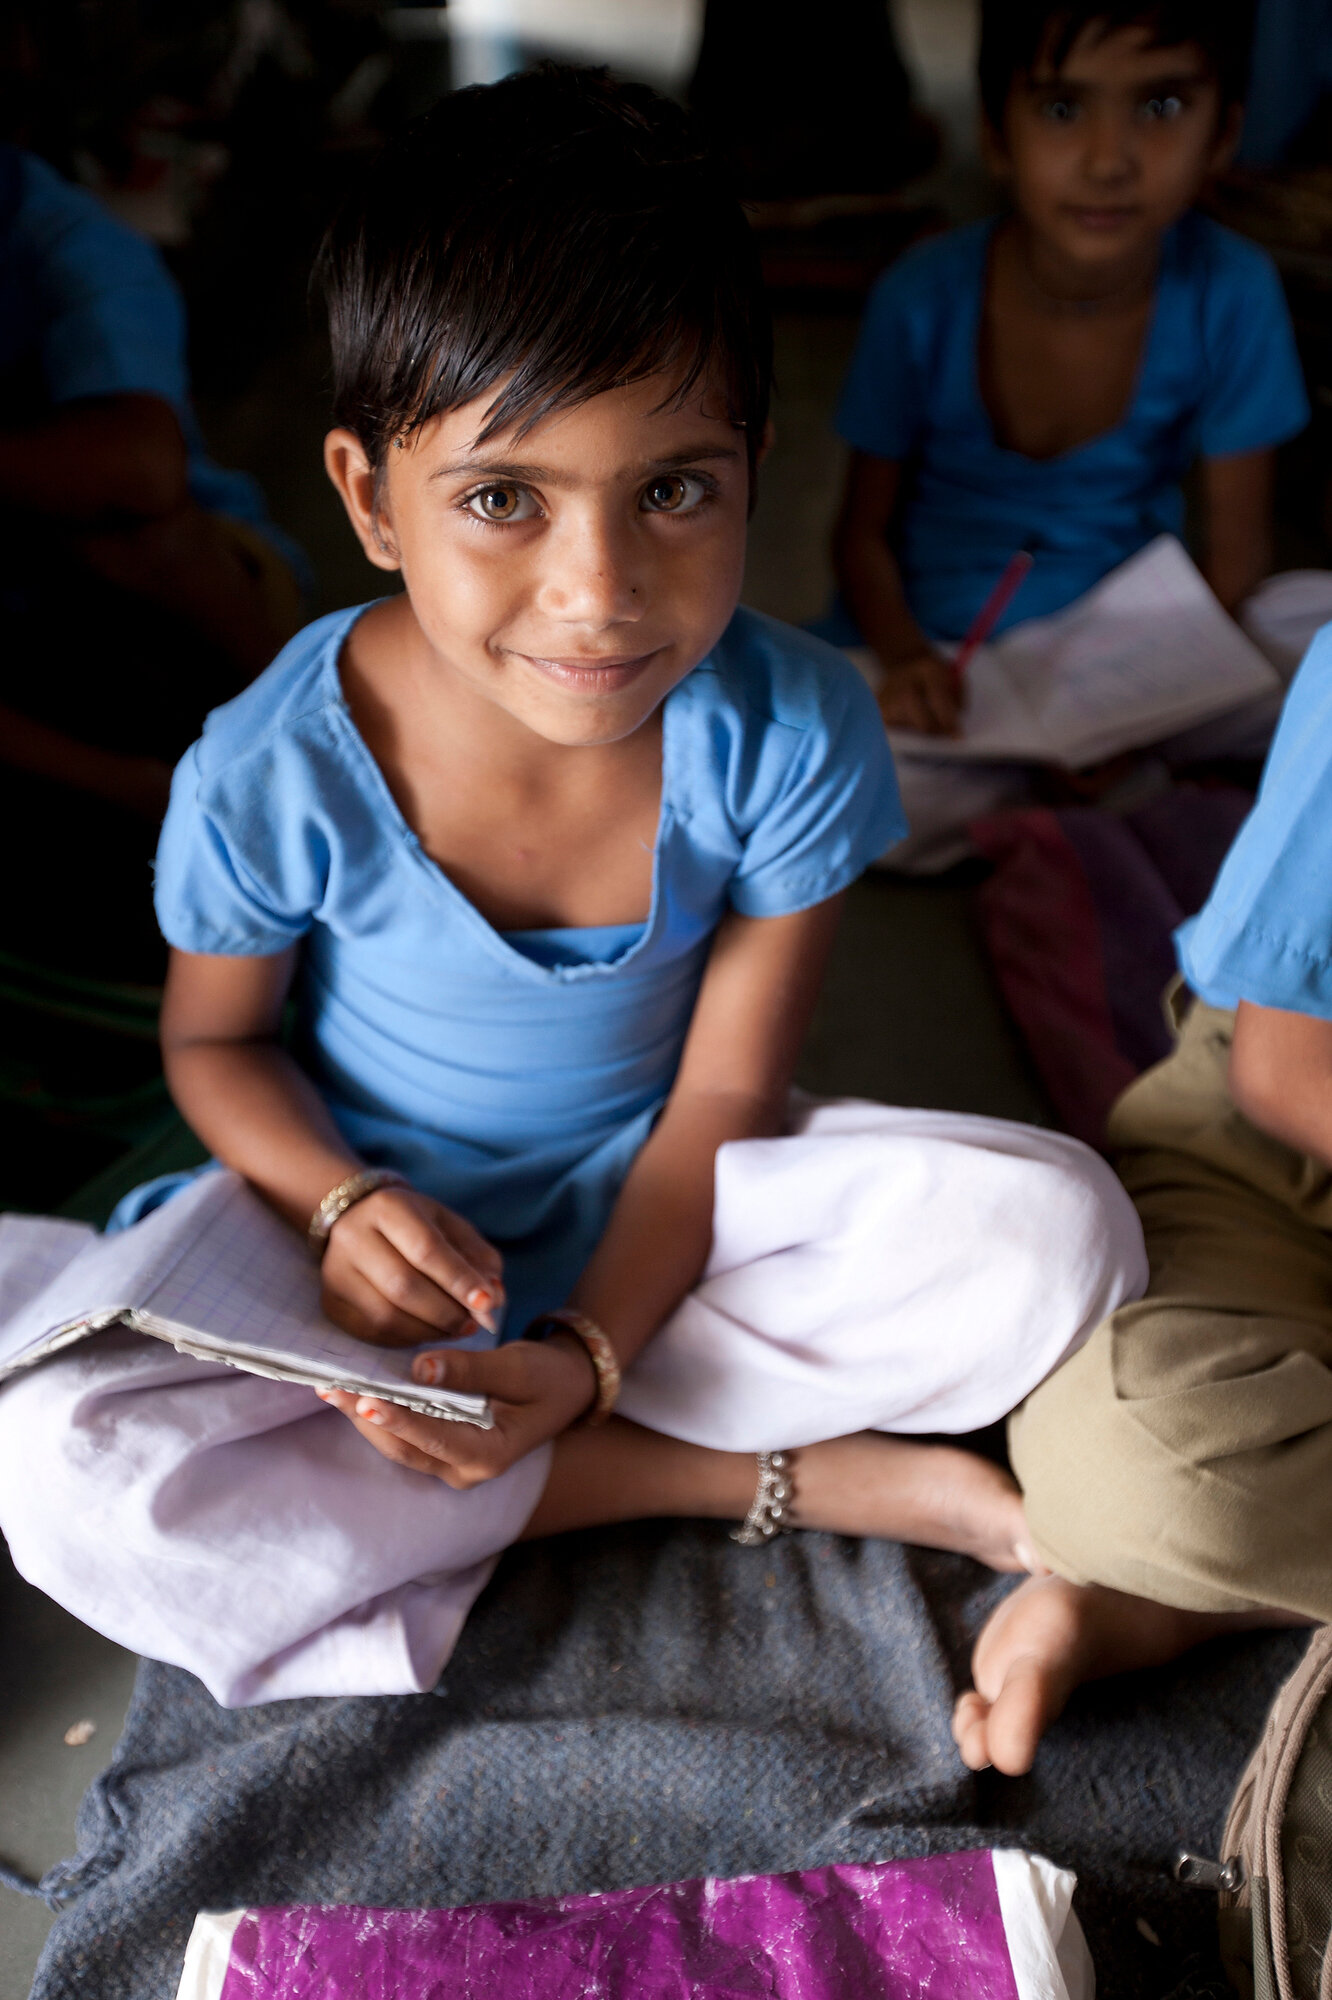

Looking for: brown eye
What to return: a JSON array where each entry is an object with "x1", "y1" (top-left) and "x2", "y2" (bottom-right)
[
  {"x1": 641, "y1": 473, "x2": 706, "y2": 514},
  {"x1": 464, "y1": 484, "x2": 535, "y2": 523}
]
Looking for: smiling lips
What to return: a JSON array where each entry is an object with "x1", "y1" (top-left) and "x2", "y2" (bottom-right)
[
  {"x1": 516, "y1": 649, "x2": 664, "y2": 693},
  {"x1": 1065, "y1": 205, "x2": 1141, "y2": 231}
]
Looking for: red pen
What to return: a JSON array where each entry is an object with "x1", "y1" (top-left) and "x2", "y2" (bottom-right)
[{"x1": 948, "y1": 550, "x2": 1035, "y2": 701}]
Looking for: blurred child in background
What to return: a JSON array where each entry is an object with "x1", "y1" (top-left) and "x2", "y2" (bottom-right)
[
  {"x1": 832, "y1": 0, "x2": 1320, "y2": 870},
  {"x1": 0, "y1": 142, "x2": 305, "y2": 971}
]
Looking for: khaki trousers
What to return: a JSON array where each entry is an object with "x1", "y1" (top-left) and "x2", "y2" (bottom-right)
[{"x1": 1010, "y1": 995, "x2": 1332, "y2": 1619}]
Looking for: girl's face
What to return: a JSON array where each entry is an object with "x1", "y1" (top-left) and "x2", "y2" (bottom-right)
[
  {"x1": 987, "y1": 24, "x2": 1240, "y2": 279},
  {"x1": 326, "y1": 371, "x2": 754, "y2": 750}
]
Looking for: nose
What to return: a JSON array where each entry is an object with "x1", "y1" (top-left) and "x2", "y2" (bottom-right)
[
  {"x1": 537, "y1": 504, "x2": 646, "y2": 629},
  {"x1": 1080, "y1": 105, "x2": 1136, "y2": 186}
]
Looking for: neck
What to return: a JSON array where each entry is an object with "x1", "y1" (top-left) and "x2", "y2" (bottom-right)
[{"x1": 1006, "y1": 216, "x2": 1159, "y2": 313}]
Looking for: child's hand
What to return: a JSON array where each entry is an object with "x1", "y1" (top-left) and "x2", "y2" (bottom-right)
[
  {"x1": 316, "y1": 1331, "x2": 598, "y2": 1487},
  {"x1": 876, "y1": 651, "x2": 961, "y2": 736},
  {"x1": 320, "y1": 1186, "x2": 505, "y2": 1347}
]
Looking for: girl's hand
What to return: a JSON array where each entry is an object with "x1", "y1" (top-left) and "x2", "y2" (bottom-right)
[
  {"x1": 321, "y1": 1186, "x2": 505, "y2": 1348},
  {"x1": 876, "y1": 651, "x2": 961, "y2": 735},
  {"x1": 316, "y1": 1332, "x2": 597, "y2": 1487}
]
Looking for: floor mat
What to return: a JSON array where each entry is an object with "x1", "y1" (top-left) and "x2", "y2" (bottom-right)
[{"x1": 24, "y1": 1522, "x2": 1301, "y2": 2000}]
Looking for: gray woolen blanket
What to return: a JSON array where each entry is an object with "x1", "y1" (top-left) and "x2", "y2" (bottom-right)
[{"x1": 22, "y1": 1522, "x2": 1304, "y2": 2000}]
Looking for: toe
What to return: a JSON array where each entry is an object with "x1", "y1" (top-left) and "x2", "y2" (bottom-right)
[
  {"x1": 982, "y1": 1656, "x2": 1051, "y2": 1776},
  {"x1": 950, "y1": 1691, "x2": 993, "y2": 1771}
]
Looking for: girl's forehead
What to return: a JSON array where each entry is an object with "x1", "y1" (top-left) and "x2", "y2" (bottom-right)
[
  {"x1": 416, "y1": 371, "x2": 742, "y2": 472},
  {"x1": 1032, "y1": 22, "x2": 1212, "y2": 86}
]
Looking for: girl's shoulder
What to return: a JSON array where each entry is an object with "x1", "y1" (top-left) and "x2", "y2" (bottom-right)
[
  {"x1": 678, "y1": 610, "x2": 904, "y2": 911},
  {"x1": 861, "y1": 218, "x2": 992, "y2": 324},
  {"x1": 691, "y1": 606, "x2": 876, "y2": 732},
  {"x1": 1167, "y1": 211, "x2": 1286, "y2": 311},
  {"x1": 681, "y1": 608, "x2": 896, "y2": 817},
  {"x1": 190, "y1": 604, "x2": 371, "y2": 792}
]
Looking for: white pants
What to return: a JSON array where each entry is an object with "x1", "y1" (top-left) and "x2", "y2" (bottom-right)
[
  {"x1": 0, "y1": 1100, "x2": 1145, "y2": 1707},
  {"x1": 885, "y1": 570, "x2": 1332, "y2": 875}
]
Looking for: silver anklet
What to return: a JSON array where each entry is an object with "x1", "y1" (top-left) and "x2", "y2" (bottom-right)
[{"x1": 731, "y1": 1450, "x2": 795, "y2": 1546}]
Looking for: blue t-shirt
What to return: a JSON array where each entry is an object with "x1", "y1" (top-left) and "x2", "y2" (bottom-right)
[
  {"x1": 153, "y1": 602, "x2": 905, "y2": 1335},
  {"x1": 1177, "y1": 622, "x2": 1332, "y2": 1017},
  {"x1": 835, "y1": 213, "x2": 1310, "y2": 643},
  {"x1": 0, "y1": 145, "x2": 290, "y2": 550}
]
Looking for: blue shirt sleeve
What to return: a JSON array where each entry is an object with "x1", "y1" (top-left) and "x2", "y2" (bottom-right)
[
  {"x1": 834, "y1": 251, "x2": 931, "y2": 462},
  {"x1": 17, "y1": 153, "x2": 189, "y2": 410},
  {"x1": 1177, "y1": 622, "x2": 1332, "y2": 1016},
  {"x1": 729, "y1": 655, "x2": 906, "y2": 917},
  {"x1": 154, "y1": 739, "x2": 325, "y2": 957},
  {"x1": 1196, "y1": 228, "x2": 1310, "y2": 458}
]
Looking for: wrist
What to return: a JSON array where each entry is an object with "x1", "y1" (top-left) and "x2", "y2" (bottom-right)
[
  {"x1": 309, "y1": 1166, "x2": 410, "y2": 1254},
  {"x1": 526, "y1": 1308, "x2": 622, "y2": 1426}
]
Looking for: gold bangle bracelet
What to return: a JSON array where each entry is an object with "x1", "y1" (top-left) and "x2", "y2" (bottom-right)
[
  {"x1": 525, "y1": 1308, "x2": 621, "y2": 1426},
  {"x1": 307, "y1": 1168, "x2": 409, "y2": 1255}
]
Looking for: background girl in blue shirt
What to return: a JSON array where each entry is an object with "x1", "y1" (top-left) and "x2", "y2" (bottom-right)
[
  {"x1": 0, "y1": 70, "x2": 1147, "y2": 1707},
  {"x1": 833, "y1": 0, "x2": 1308, "y2": 740}
]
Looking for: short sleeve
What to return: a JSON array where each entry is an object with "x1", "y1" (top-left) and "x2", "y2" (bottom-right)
[
  {"x1": 1196, "y1": 233, "x2": 1309, "y2": 458},
  {"x1": 22, "y1": 157, "x2": 188, "y2": 409},
  {"x1": 1176, "y1": 622, "x2": 1332, "y2": 1016},
  {"x1": 729, "y1": 667, "x2": 906, "y2": 918},
  {"x1": 153, "y1": 741, "x2": 322, "y2": 957},
  {"x1": 834, "y1": 257, "x2": 928, "y2": 463}
]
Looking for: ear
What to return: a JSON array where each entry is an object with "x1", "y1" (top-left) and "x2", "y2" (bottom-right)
[
  {"x1": 1209, "y1": 100, "x2": 1244, "y2": 176},
  {"x1": 323, "y1": 428, "x2": 401, "y2": 572},
  {"x1": 756, "y1": 418, "x2": 776, "y2": 468}
]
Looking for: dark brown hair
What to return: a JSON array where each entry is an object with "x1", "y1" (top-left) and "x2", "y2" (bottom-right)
[
  {"x1": 317, "y1": 64, "x2": 771, "y2": 476},
  {"x1": 979, "y1": 0, "x2": 1255, "y2": 129}
]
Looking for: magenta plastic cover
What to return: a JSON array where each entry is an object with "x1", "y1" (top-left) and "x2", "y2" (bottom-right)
[{"x1": 217, "y1": 1850, "x2": 1020, "y2": 1998}]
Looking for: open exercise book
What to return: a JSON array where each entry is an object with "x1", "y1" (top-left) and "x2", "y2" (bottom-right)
[
  {"x1": 0, "y1": 1169, "x2": 493, "y2": 1427},
  {"x1": 850, "y1": 534, "x2": 1280, "y2": 768}
]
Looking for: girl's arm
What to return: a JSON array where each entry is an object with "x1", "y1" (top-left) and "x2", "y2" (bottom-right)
[
  {"x1": 833, "y1": 452, "x2": 959, "y2": 735},
  {"x1": 322, "y1": 895, "x2": 845, "y2": 1483},
  {"x1": 1200, "y1": 448, "x2": 1275, "y2": 615},
  {"x1": 566, "y1": 897, "x2": 843, "y2": 1363},
  {"x1": 160, "y1": 948, "x2": 506, "y2": 1342}
]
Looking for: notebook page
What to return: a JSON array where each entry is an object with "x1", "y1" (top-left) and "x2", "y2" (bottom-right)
[
  {"x1": 0, "y1": 1173, "x2": 490, "y2": 1425},
  {"x1": 0, "y1": 1171, "x2": 237, "y2": 1373},
  {"x1": 881, "y1": 537, "x2": 1278, "y2": 767},
  {"x1": 137, "y1": 1179, "x2": 490, "y2": 1423},
  {"x1": 0, "y1": 1214, "x2": 96, "y2": 1325}
]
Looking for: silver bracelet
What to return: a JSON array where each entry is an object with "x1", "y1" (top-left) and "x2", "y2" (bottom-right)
[
  {"x1": 308, "y1": 1167, "x2": 409, "y2": 1254},
  {"x1": 731, "y1": 1450, "x2": 795, "y2": 1546}
]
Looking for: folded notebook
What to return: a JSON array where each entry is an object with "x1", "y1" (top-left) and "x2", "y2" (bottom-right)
[
  {"x1": 175, "y1": 1850, "x2": 1093, "y2": 2000},
  {"x1": 0, "y1": 1168, "x2": 492, "y2": 1426},
  {"x1": 851, "y1": 534, "x2": 1280, "y2": 770}
]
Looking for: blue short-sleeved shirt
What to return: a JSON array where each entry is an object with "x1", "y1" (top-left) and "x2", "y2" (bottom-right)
[
  {"x1": 0, "y1": 145, "x2": 285, "y2": 544},
  {"x1": 154, "y1": 602, "x2": 905, "y2": 1333},
  {"x1": 835, "y1": 212, "x2": 1310, "y2": 643},
  {"x1": 1177, "y1": 623, "x2": 1332, "y2": 1017}
]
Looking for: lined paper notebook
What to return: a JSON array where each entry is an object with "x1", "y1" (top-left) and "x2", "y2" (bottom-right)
[
  {"x1": 851, "y1": 536, "x2": 1280, "y2": 769},
  {"x1": 0, "y1": 1171, "x2": 493, "y2": 1427}
]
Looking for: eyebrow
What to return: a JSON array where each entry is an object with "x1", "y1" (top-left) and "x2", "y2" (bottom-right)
[{"x1": 428, "y1": 442, "x2": 743, "y2": 485}]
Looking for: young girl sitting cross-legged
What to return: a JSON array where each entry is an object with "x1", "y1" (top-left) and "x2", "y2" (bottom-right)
[{"x1": 0, "y1": 69, "x2": 1147, "y2": 1709}]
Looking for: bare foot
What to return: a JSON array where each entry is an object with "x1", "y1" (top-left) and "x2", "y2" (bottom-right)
[
  {"x1": 951, "y1": 1574, "x2": 1302, "y2": 1777},
  {"x1": 794, "y1": 1433, "x2": 1039, "y2": 1573}
]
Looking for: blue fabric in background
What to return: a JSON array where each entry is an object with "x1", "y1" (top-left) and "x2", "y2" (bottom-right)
[
  {"x1": 835, "y1": 213, "x2": 1310, "y2": 644},
  {"x1": 18, "y1": 1525, "x2": 1306, "y2": 2000},
  {"x1": 1178, "y1": 620, "x2": 1332, "y2": 1015}
]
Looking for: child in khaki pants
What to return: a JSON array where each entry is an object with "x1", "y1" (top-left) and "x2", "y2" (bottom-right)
[{"x1": 954, "y1": 630, "x2": 1332, "y2": 1776}]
